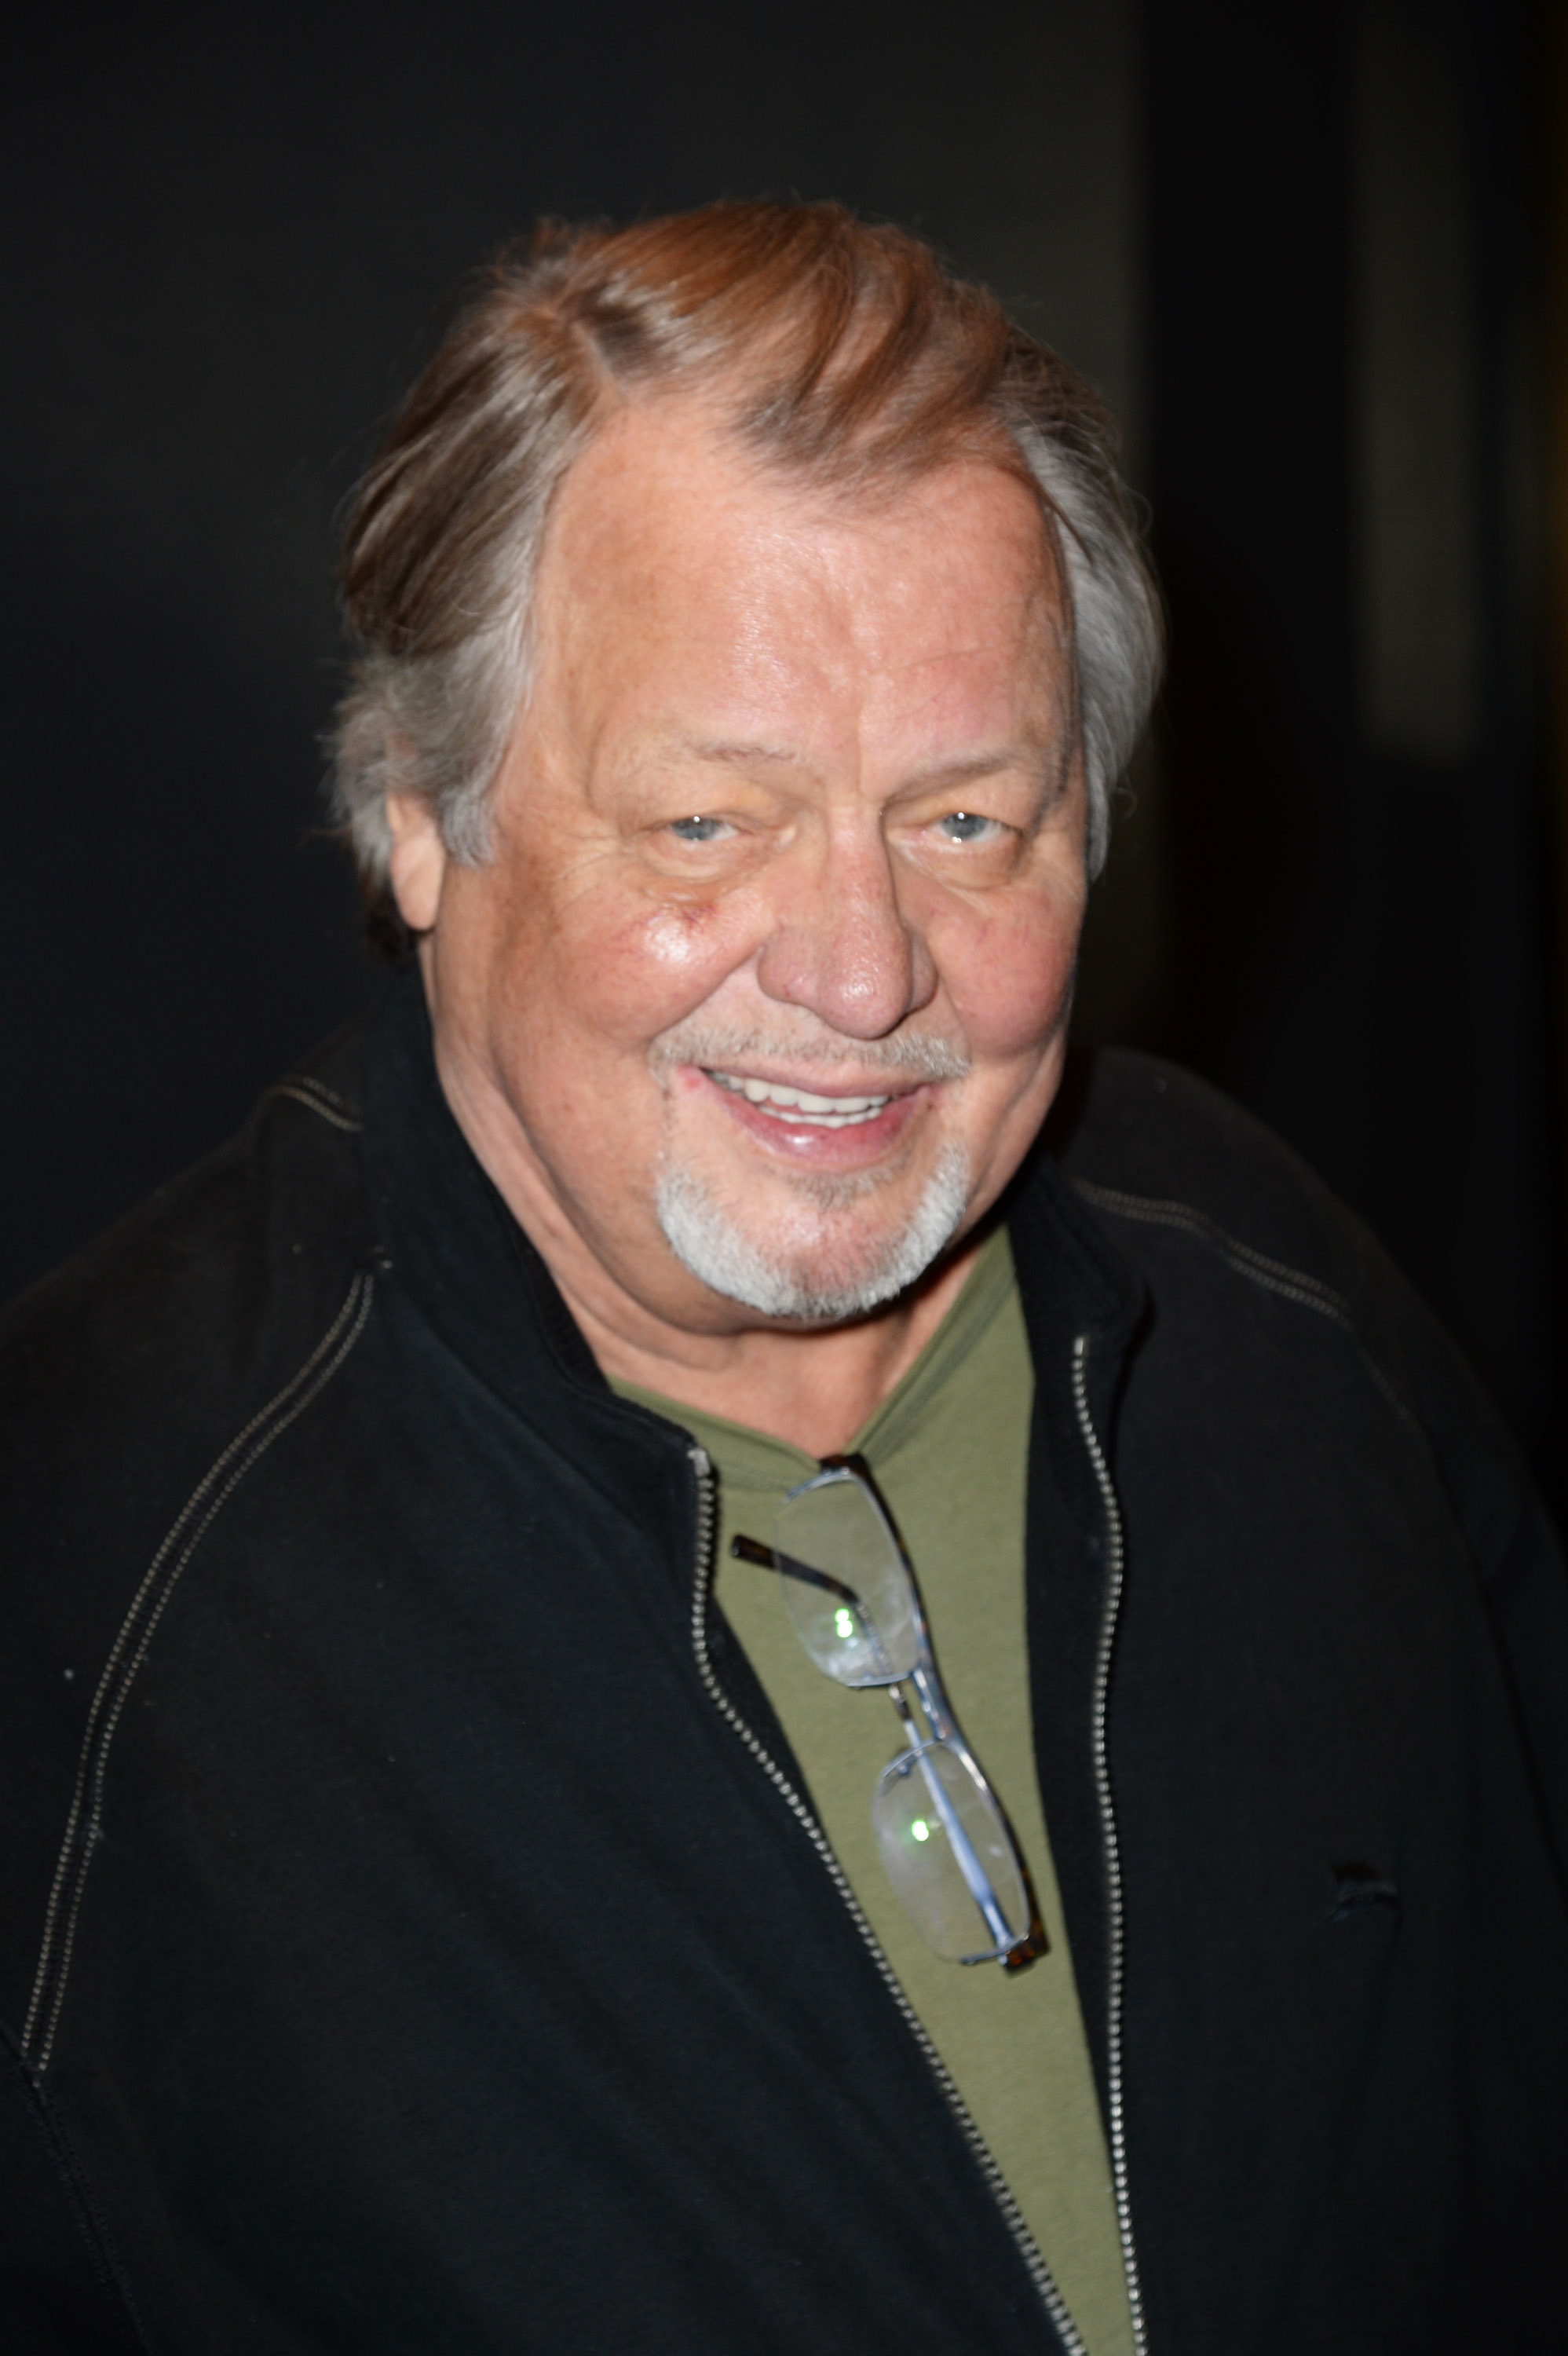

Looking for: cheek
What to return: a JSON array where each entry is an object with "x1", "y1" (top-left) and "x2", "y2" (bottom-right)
[
  {"x1": 524, "y1": 887, "x2": 764, "y2": 1049},
  {"x1": 933, "y1": 891, "x2": 1084, "y2": 1057}
]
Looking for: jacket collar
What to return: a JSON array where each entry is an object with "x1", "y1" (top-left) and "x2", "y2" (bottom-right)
[
  {"x1": 1009, "y1": 1082, "x2": 1148, "y2": 1519},
  {"x1": 361, "y1": 967, "x2": 616, "y2": 1435}
]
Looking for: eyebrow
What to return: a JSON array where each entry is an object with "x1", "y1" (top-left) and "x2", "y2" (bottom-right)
[
  {"x1": 663, "y1": 737, "x2": 1066, "y2": 793},
  {"x1": 673, "y1": 738, "x2": 803, "y2": 767},
  {"x1": 892, "y1": 744, "x2": 1065, "y2": 796}
]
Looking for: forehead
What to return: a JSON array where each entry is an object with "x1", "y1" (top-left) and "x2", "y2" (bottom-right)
[{"x1": 529, "y1": 399, "x2": 1069, "y2": 748}]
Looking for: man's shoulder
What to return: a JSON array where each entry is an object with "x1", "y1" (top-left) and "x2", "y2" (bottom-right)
[
  {"x1": 0, "y1": 1019, "x2": 385, "y2": 2048},
  {"x1": 1035, "y1": 1044, "x2": 1486, "y2": 1462},
  {"x1": 1041, "y1": 1048, "x2": 1549, "y2": 1544},
  {"x1": 0, "y1": 1018, "x2": 376, "y2": 1479},
  {"x1": 1045, "y1": 1044, "x2": 1387, "y2": 1316}
]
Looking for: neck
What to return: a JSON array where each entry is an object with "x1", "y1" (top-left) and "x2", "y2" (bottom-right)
[{"x1": 575, "y1": 1240, "x2": 982, "y2": 1456}]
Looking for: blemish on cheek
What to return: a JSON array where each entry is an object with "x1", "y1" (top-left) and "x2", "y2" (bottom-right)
[{"x1": 638, "y1": 901, "x2": 724, "y2": 968}]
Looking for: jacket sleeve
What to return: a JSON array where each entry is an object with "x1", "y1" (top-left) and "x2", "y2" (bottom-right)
[{"x1": 0, "y1": 2036, "x2": 146, "y2": 2353}]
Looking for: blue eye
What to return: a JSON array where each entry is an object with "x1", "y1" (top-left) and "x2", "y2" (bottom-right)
[
  {"x1": 936, "y1": 810, "x2": 997, "y2": 843},
  {"x1": 669, "y1": 814, "x2": 729, "y2": 843}
]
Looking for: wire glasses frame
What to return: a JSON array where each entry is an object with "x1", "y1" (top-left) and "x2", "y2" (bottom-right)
[{"x1": 732, "y1": 1454, "x2": 1046, "y2": 1971}]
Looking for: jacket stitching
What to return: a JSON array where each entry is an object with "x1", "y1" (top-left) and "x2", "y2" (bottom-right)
[
  {"x1": 274, "y1": 1074, "x2": 357, "y2": 1118},
  {"x1": 3, "y1": 2019, "x2": 154, "y2": 2351},
  {"x1": 265, "y1": 1077, "x2": 363, "y2": 1133},
  {"x1": 1071, "y1": 1177, "x2": 1422, "y2": 1437},
  {"x1": 22, "y1": 1268, "x2": 378, "y2": 2074}
]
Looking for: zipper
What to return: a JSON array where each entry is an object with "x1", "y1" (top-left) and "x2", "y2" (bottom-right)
[
  {"x1": 685, "y1": 1441, "x2": 1089, "y2": 2354},
  {"x1": 1070, "y1": 1332, "x2": 1149, "y2": 2356}
]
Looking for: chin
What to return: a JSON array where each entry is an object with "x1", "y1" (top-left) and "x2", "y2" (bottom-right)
[{"x1": 655, "y1": 1141, "x2": 971, "y2": 1323}]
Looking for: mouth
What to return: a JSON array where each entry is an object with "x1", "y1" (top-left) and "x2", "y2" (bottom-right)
[{"x1": 704, "y1": 1070, "x2": 895, "y2": 1129}]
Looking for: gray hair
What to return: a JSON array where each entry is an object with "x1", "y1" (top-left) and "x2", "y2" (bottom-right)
[{"x1": 331, "y1": 203, "x2": 1162, "y2": 926}]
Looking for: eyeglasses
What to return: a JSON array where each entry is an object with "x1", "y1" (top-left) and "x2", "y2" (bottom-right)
[{"x1": 732, "y1": 1454, "x2": 1046, "y2": 1972}]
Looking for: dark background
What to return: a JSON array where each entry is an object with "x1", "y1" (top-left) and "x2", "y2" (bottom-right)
[{"x1": 5, "y1": 0, "x2": 1563, "y2": 1498}]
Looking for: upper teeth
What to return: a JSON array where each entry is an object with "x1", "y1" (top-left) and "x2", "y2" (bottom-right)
[{"x1": 707, "y1": 1070, "x2": 892, "y2": 1126}]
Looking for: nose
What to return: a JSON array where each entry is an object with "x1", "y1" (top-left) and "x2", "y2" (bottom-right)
[{"x1": 754, "y1": 823, "x2": 938, "y2": 1040}]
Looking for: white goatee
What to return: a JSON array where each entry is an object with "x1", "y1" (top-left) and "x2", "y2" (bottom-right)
[{"x1": 655, "y1": 1140, "x2": 971, "y2": 1323}]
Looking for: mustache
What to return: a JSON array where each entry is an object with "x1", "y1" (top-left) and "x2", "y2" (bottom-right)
[{"x1": 649, "y1": 1019, "x2": 971, "y2": 1086}]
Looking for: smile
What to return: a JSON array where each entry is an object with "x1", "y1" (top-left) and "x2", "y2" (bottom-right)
[{"x1": 704, "y1": 1070, "x2": 894, "y2": 1129}]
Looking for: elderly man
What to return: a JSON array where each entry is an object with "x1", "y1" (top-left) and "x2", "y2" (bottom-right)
[{"x1": 2, "y1": 204, "x2": 1565, "y2": 2356}]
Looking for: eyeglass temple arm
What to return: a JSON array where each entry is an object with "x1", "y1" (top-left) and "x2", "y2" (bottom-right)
[{"x1": 729, "y1": 1533, "x2": 864, "y2": 1611}]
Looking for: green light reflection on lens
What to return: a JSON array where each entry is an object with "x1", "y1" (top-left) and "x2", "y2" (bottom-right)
[
  {"x1": 834, "y1": 1608, "x2": 854, "y2": 1640},
  {"x1": 911, "y1": 1820, "x2": 930, "y2": 1842}
]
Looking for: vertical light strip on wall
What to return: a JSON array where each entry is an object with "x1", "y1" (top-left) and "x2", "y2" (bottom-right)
[
  {"x1": 1548, "y1": 5, "x2": 1568, "y2": 1137},
  {"x1": 1351, "y1": 0, "x2": 1479, "y2": 766}
]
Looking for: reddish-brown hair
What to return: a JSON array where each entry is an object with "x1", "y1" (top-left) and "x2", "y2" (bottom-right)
[{"x1": 333, "y1": 200, "x2": 1160, "y2": 927}]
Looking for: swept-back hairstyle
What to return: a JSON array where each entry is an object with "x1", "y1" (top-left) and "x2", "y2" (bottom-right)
[{"x1": 333, "y1": 200, "x2": 1161, "y2": 935}]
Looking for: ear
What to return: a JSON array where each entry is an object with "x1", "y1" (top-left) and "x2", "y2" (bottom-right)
[{"x1": 386, "y1": 792, "x2": 448, "y2": 934}]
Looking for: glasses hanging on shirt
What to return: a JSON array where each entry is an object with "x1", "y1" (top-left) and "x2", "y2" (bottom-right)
[{"x1": 732, "y1": 1454, "x2": 1046, "y2": 1972}]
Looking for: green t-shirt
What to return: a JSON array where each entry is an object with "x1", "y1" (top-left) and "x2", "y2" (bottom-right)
[{"x1": 613, "y1": 1227, "x2": 1133, "y2": 2356}]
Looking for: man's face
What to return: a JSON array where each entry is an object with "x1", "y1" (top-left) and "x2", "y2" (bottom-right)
[{"x1": 393, "y1": 399, "x2": 1087, "y2": 1341}]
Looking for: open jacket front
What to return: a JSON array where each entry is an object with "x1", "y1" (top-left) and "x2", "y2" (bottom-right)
[{"x1": 2, "y1": 968, "x2": 1566, "y2": 2356}]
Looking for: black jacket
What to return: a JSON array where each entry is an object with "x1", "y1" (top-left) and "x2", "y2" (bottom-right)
[{"x1": 2, "y1": 971, "x2": 1566, "y2": 2356}]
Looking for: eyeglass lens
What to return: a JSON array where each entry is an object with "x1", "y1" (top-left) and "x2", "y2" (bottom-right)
[
  {"x1": 773, "y1": 1469, "x2": 920, "y2": 1685},
  {"x1": 872, "y1": 1741, "x2": 1031, "y2": 1963}
]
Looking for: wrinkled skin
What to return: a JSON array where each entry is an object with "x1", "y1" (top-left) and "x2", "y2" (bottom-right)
[{"x1": 388, "y1": 398, "x2": 1087, "y2": 1452}]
